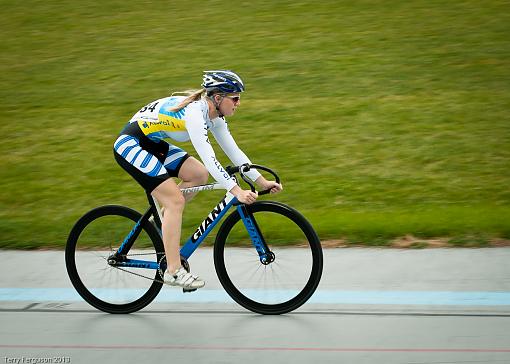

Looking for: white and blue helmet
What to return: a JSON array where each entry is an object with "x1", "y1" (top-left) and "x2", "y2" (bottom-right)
[{"x1": 202, "y1": 70, "x2": 245, "y2": 94}]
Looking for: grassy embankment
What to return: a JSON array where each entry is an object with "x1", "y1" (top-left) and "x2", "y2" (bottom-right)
[{"x1": 1, "y1": 1, "x2": 509, "y2": 248}]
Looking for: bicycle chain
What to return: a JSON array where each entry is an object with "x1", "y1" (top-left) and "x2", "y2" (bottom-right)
[
  {"x1": 108, "y1": 252, "x2": 191, "y2": 287},
  {"x1": 112, "y1": 265, "x2": 165, "y2": 284}
]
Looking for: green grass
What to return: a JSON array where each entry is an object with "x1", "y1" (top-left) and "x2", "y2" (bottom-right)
[{"x1": 1, "y1": 0, "x2": 509, "y2": 248}]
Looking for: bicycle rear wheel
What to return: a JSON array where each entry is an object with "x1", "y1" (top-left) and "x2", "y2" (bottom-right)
[
  {"x1": 65, "y1": 205, "x2": 164, "y2": 313},
  {"x1": 214, "y1": 201, "x2": 323, "y2": 314}
]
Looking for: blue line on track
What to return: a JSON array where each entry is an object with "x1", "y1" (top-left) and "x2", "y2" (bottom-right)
[{"x1": 1, "y1": 288, "x2": 510, "y2": 306}]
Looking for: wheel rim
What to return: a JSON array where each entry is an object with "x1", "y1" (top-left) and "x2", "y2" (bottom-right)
[
  {"x1": 67, "y1": 207, "x2": 163, "y2": 311},
  {"x1": 215, "y1": 203, "x2": 322, "y2": 313}
]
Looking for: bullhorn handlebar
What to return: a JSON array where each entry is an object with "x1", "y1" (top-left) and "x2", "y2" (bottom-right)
[{"x1": 225, "y1": 164, "x2": 280, "y2": 196}]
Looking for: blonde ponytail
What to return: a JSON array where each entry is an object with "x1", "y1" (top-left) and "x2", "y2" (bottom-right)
[{"x1": 168, "y1": 89, "x2": 206, "y2": 112}]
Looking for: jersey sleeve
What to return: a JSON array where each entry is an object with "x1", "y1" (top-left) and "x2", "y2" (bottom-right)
[
  {"x1": 210, "y1": 118, "x2": 262, "y2": 182},
  {"x1": 184, "y1": 108, "x2": 238, "y2": 191}
]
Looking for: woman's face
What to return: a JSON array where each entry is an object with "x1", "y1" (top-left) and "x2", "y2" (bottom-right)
[{"x1": 217, "y1": 93, "x2": 241, "y2": 117}]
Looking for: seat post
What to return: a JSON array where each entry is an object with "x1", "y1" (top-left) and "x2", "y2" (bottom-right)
[{"x1": 146, "y1": 191, "x2": 163, "y2": 230}]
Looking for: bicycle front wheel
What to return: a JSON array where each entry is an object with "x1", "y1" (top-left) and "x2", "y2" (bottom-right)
[
  {"x1": 65, "y1": 205, "x2": 164, "y2": 314},
  {"x1": 214, "y1": 201, "x2": 323, "y2": 314}
]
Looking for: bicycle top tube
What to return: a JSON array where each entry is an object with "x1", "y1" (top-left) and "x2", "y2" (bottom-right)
[
  {"x1": 178, "y1": 164, "x2": 280, "y2": 197},
  {"x1": 180, "y1": 183, "x2": 224, "y2": 195}
]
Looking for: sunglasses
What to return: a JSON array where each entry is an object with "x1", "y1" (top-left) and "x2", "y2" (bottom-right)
[{"x1": 224, "y1": 95, "x2": 241, "y2": 103}]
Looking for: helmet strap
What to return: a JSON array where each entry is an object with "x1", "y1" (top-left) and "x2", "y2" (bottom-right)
[{"x1": 209, "y1": 94, "x2": 225, "y2": 118}]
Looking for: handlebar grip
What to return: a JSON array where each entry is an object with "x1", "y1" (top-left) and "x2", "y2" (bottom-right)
[{"x1": 225, "y1": 165, "x2": 240, "y2": 176}]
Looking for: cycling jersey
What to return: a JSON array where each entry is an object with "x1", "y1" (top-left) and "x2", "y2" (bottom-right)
[{"x1": 115, "y1": 96, "x2": 260, "y2": 192}]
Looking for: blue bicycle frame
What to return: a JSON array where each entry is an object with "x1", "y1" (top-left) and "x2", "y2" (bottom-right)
[{"x1": 110, "y1": 188, "x2": 271, "y2": 272}]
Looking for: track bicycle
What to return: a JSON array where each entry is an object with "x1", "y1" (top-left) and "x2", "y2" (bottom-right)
[{"x1": 65, "y1": 164, "x2": 323, "y2": 315}]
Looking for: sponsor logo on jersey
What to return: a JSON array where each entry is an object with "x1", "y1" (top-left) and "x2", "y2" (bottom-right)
[{"x1": 138, "y1": 115, "x2": 186, "y2": 136}]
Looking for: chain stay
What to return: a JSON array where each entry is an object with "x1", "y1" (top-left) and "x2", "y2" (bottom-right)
[{"x1": 108, "y1": 252, "x2": 191, "y2": 286}]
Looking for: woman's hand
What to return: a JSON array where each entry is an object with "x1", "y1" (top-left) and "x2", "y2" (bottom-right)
[
  {"x1": 230, "y1": 185, "x2": 258, "y2": 204},
  {"x1": 256, "y1": 177, "x2": 283, "y2": 194}
]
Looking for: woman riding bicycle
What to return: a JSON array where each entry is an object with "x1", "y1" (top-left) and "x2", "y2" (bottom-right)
[{"x1": 113, "y1": 70, "x2": 282, "y2": 290}]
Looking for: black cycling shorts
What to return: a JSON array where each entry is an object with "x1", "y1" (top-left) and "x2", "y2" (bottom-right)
[{"x1": 113, "y1": 124, "x2": 189, "y2": 192}]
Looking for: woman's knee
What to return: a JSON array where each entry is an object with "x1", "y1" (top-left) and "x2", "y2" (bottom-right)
[
  {"x1": 163, "y1": 192, "x2": 186, "y2": 211},
  {"x1": 180, "y1": 157, "x2": 209, "y2": 185},
  {"x1": 152, "y1": 180, "x2": 186, "y2": 210},
  {"x1": 195, "y1": 166, "x2": 209, "y2": 185}
]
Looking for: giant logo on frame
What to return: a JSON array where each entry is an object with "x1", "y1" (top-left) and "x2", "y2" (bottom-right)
[{"x1": 191, "y1": 197, "x2": 229, "y2": 243}]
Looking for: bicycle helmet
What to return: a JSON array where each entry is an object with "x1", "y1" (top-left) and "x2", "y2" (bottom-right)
[{"x1": 202, "y1": 70, "x2": 245, "y2": 94}]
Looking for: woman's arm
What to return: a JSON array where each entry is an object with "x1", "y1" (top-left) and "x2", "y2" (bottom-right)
[
  {"x1": 185, "y1": 110, "x2": 237, "y2": 191},
  {"x1": 210, "y1": 118, "x2": 262, "y2": 181}
]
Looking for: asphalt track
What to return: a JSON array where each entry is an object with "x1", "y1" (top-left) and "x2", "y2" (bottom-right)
[{"x1": 1, "y1": 248, "x2": 510, "y2": 364}]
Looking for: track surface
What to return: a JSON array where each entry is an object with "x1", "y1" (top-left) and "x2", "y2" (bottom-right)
[{"x1": 1, "y1": 248, "x2": 510, "y2": 364}]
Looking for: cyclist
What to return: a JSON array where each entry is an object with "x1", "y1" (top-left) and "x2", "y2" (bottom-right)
[{"x1": 113, "y1": 70, "x2": 282, "y2": 290}]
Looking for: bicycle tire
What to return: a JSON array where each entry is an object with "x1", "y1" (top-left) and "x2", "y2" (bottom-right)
[
  {"x1": 65, "y1": 205, "x2": 164, "y2": 314},
  {"x1": 214, "y1": 201, "x2": 323, "y2": 315}
]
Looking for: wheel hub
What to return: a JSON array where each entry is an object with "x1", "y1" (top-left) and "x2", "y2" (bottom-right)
[{"x1": 260, "y1": 251, "x2": 275, "y2": 265}]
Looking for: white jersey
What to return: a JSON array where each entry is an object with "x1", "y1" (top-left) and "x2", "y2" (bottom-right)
[{"x1": 126, "y1": 96, "x2": 261, "y2": 191}]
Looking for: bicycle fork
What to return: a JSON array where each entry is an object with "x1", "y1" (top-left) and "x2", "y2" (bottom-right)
[{"x1": 237, "y1": 204, "x2": 275, "y2": 265}]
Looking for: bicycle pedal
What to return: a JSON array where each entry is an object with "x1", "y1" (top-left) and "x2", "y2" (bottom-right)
[{"x1": 183, "y1": 288, "x2": 198, "y2": 293}]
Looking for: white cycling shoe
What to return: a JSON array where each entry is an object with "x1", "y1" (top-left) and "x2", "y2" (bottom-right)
[{"x1": 163, "y1": 267, "x2": 205, "y2": 290}]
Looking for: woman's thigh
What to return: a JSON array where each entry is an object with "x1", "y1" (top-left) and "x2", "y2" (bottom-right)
[
  {"x1": 151, "y1": 177, "x2": 185, "y2": 209},
  {"x1": 178, "y1": 156, "x2": 209, "y2": 184}
]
